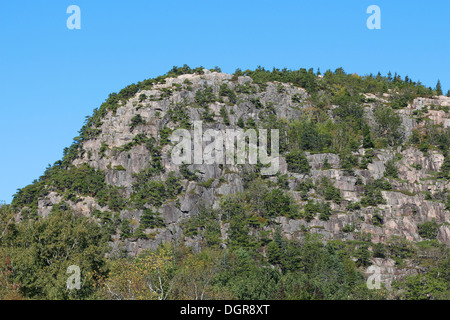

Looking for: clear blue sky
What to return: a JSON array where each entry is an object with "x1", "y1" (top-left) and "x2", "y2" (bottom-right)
[{"x1": 1, "y1": 0, "x2": 449, "y2": 203}]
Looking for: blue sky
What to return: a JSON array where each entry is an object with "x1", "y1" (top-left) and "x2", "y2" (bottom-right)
[{"x1": 1, "y1": 0, "x2": 449, "y2": 203}]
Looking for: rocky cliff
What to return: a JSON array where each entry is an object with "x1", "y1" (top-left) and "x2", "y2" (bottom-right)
[{"x1": 13, "y1": 67, "x2": 450, "y2": 289}]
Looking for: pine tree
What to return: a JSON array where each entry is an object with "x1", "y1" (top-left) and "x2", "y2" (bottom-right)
[
  {"x1": 438, "y1": 153, "x2": 450, "y2": 178},
  {"x1": 356, "y1": 245, "x2": 371, "y2": 267},
  {"x1": 362, "y1": 123, "x2": 375, "y2": 149},
  {"x1": 387, "y1": 71, "x2": 392, "y2": 81},
  {"x1": 436, "y1": 80, "x2": 443, "y2": 96}
]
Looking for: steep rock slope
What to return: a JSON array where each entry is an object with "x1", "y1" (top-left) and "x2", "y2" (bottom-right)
[{"x1": 12, "y1": 67, "x2": 450, "y2": 287}]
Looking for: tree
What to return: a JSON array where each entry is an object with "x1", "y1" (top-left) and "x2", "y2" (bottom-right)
[
  {"x1": 2, "y1": 210, "x2": 108, "y2": 299},
  {"x1": 0, "y1": 203, "x2": 14, "y2": 244},
  {"x1": 361, "y1": 179, "x2": 388, "y2": 207},
  {"x1": 171, "y1": 249, "x2": 227, "y2": 300},
  {"x1": 318, "y1": 202, "x2": 332, "y2": 221},
  {"x1": 438, "y1": 153, "x2": 450, "y2": 178},
  {"x1": 436, "y1": 80, "x2": 443, "y2": 96},
  {"x1": 393, "y1": 257, "x2": 450, "y2": 300},
  {"x1": 384, "y1": 159, "x2": 399, "y2": 178},
  {"x1": 355, "y1": 245, "x2": 371, "y2": 267},
  {"x1": 130, "y1": 114, "x2": 145, "y2": 131},
  {"x1": 373, "y1": 243, "x2": 386, "y2": 258},
  {"x1": 262, "y1": 188, "x2": 299, "y2": 218},
  {"x1": 303, "y1": 200, "x2": 319, "y2": 222},
  {"x1": 319, "y1": 177, "x2": 342, "y2": 203},
  {"x1": 285, "y1": 150, "x2": 311, "y2": 174},
  {"x1": 0, "y1": 253, "x2": 24, "y2": 300},
  {"x1": 228, "y1": 213, "x2": 250, "y2": 249},
  {"x1": 267, "y1": 241, "x2": 282, "y2": 265},
  {"x1": 237, "y1": 117, "x2": 245, "y2": 128},
  {"x1": 220, "y1": 106, "x2": 230, "y2": 125},
  {"x1": 102, "y1": 244, "x2": 175, "y2": 300},
  {"x1": 362, "y1": 123, "x2": 375, "y2": 149},
  {"x1": 417, "y1": 219, "x2": 440, "y2": 240},
  {"x1": 374, "y1": 106, "x2": 404, "y2": 146}
]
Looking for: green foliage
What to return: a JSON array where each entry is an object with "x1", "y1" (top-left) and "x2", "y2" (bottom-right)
[
  {"x1": 342, "y1": 224, "x2": 356, "y2": 233},
  {"x1": 166, "y1": 171, "x2": 183, "y2": 197},
  {"x1": 346, "y1": 201, "x2": 361, "y2": 212},
  {"x1": 12, "y1": 163, "x2": 113, "y2": 218},
  {"x1": 332, "y1": 91, "x2": 364, "y2": 130},
  {"x1": 436, "y1": 80, "x2": 443, "y2": 96},
  {"x1": 409, "y1": 122, "x2": 450, "y2": 153},
  {"x1": 120, "y1": 133, "x2": 158, "y2": 154},
  {"x1": 0, "y1": 210, "x2": 108, "y2": 299},
  {"x1": 285, "y1": 150, "x2": 310, "y2": 174},
  {"x1": 372, "y1": 212, "x2": 384, "y2": 227},
  {"x1": 384, "y1": 159, "x2": 399, "y2": 178},
  {"x1": 386, "y1": 236, "x2": 416, "y2": 261},
  {"x1": 240, "y1": 67, "x2": 318, "y2": 94},
  {"x1": 135, "y1": 209, "x2": 165, "y2": 238},
  {"x1": 237, "y1": 117, "x2": 245, "y2": 128},
  {"x1": 286, "y1": 116, "x2": 334, "y2": 153},
  {"x1": 246, "y1": 118, "x2": 256, "y2": 129},
  {"x1": 99, "y1": 142, "x2": 108, "y2": 159},
  {"x1": 373, "y1": 243, "x2": 386, "y2": 258},
  {"x1": 195, "y1": 86, "x2": 216, "y2": 107},
  {"x1": 362, "y1": 123, "x2": 375, "y2": 149},
  {"x1": 394, "y1": 258, "x2": 450, "y2": 300},
  {"x1": 390, "y1": 91, "x2": 415, "y2": 110},
  {"x1": 318, "y1": 202, "x2": 332, "y2": 221},
  {"x1": 221, "y1": 180, "x2": 299, "y2": 222},
  {"x1": 355, "y1": 245, "x2": 371, "y2": 267},
  {"x1": 179, "y1": 164, "x2": 197, "y2": 181},
  {"x1": 227, "y1": 212, "x2": 251, "y2": 249},
  {"x1": 95, "y1": 185, "x2": 127, "y2": 212},
  {"x1": 139, "y1": 93, "x2": 147, "y2": 103},
  {"x1": 262, "y1": 188, "x2": 299, "y2": 219},
  {"x1": 438, "y1": 153, "x2": 450, "y2": 178},
  {"x1": 302, "y1": 200, "x2": 318, "y2": 222},
  {"x1": 8, "y1": 65, "x2": 449, "y2": 300},
  {"x1": 198, "y1": 178, "x2": 215, "y2": 188},
  {"x1": 276, "y1": 173, "x2": 290, "y2": 190},
  {"x1": 361, "y1": 179, "x2": 391, "y2": 207},
  {"x1": 316, "y1": 177, "x2": 342, "y2": 204},
  {"x1": 340, "y1": 149, "x2": 359, "y2": 175},
  {"x1": 201, "y1": 108, "x2": 216, "y2": 123},
  {"x1": 322, "y1": 157, "x2": 332, "y2": 169},
  {"x1": 296, "y1": 178, "x2": 314, "y2": 200},
  {"x1": 219, "y1": 83, "x2": 238, "y2": 104},
  {"x1": 132, "y1": 171, "x2": 181, "y2": 209},
  {"x1": 219, "y1": 106, "x2": 230, "y2": 125},
  {"x1": 167, "y1": 104, "x2": 191, "y2": 129},
  {"x1": 91, "y1": 208, "x2": 121, "y2": 239},
  {"x1": 119, "y1": 218, "x2": 132, "y2": 239},
  {"x1": 417, "y1": 219, "x2": 440, "y2": 240},
  {"x1": 374, "y1": 106, "x2": 404, "y2": 146},
  {"x1": 130, "y1": 114, "x2": 145, "y2": 131}
]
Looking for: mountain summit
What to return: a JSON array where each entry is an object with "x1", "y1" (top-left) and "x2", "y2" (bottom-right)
[{"x1": 4, "y1": 66, "x2": 450, "y2": 299}]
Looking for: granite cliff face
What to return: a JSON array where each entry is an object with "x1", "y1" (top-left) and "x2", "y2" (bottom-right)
[{"x1": 20, "y1": 69, "x2": 450, "y2": 288}]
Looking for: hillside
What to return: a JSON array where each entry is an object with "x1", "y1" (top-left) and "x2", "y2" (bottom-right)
[{"x1": 1, "y1": 66, "x2": 449, "y2": 300}]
